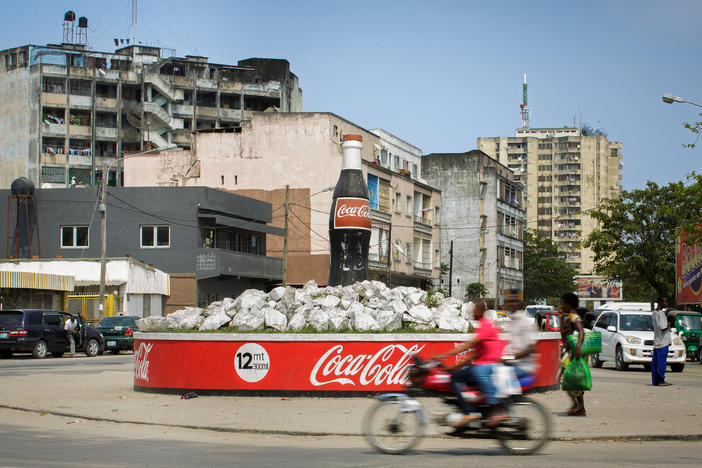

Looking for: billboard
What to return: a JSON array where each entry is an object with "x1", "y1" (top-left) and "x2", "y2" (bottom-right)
[
  {"x1": 676, "y1": 227, "x2": 702, "y2": 305},
  {"x1": 574, "y1": 275, "x2": 622, "y2": 300}
]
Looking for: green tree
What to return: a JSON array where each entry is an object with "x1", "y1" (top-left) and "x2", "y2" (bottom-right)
[
  {"x1": 523, "y1": 230, "x2": 577, "y2": 304},
  {"x1": 584, "y1": 175, "x2": 702, "y2": 302},
  {"x1": 464, "y1": 282, "x2": 487, "y2": 300},
  {"x1": 683, "y1": 116, "x2": 702, "y2": 148}
]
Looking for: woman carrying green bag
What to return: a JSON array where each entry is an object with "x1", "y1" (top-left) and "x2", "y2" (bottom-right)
[{"x1": 559, "y1": 292, "x2": 587, "y2": 416}]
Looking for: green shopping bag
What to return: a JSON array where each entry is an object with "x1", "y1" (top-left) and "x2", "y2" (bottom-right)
[
  {"x1": 567, "y1": 331, "x2": 602, "y2": 355},
  {"x1": 561, "y1": 357, "x2": 592, "y2": 392}
]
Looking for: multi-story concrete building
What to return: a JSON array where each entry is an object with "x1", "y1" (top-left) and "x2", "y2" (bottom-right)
[
  {"x1": 0, "y1": 42, "x2": 301, "y2": 189},
  {"x1": 423, "y1": 151, "x2": 524, "y2": 304},
  {"x1": 477, "y1": 128, "x2": 622, "y2": 273},
  {"x1": 123, "y1": 112, "x2": 442, "y2": 288}
]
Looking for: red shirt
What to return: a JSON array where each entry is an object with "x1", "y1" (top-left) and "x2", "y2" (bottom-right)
[{"x1": 473, "y1": 317, "x2": 505, "y2": 365}]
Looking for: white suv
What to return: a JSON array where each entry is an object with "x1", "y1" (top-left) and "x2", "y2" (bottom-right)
[{"x1": 590, "y1": 309, "x2": 686, "y2": 372}]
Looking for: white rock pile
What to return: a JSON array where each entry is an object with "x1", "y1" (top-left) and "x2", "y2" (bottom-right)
[{"x1": 138, "y1": 280, "x2": 486, "y2": 333}]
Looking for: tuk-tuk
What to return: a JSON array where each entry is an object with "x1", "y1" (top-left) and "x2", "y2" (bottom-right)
[
  {"x1": 673, "y1": 312, "x2": 702, "y2": 361},
  {"x1": 543, "y1": 312, "x2": 561, "y2": 332}
]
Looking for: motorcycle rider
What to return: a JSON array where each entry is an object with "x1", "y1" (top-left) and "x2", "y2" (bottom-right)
[
  {"x1": 432, "y1": 299, "x2": 506, "y2": 427},
  {"x1": 502, "y1": 290, "x2": 537, "y2": 379}
]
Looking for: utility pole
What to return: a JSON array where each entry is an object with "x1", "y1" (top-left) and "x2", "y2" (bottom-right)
[
  {"x1": 98, "y1": 163, "x2": 108, "y2": 316},
  {"x1": 386, "y1": 225, "x2": 392, "y2": 286},
  {"x1": 448, "y1": 240, "x2": 454, "y2": 297},
  {"x1": 283, "y1": 185, "x2": 289, "y2": 287}
]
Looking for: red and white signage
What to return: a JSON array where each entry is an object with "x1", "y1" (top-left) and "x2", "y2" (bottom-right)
[
  {"x1": 133, "y1": 336, "x2": 560, "y2": 392},
  {"x1": 333, "y1": 197, "x2": 371, "y2": 230}
]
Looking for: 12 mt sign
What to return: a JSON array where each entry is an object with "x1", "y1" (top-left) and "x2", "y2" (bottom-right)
[{"x1": 234, "y1": 343, "x2": 270, "y2": 383}]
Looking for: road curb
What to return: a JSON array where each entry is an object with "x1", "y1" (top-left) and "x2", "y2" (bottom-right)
[{"x1": 2, "y1": 404, "x2": 702, "y2": 442}]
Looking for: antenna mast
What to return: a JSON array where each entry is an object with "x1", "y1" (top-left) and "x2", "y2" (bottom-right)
[
  {"x1": 520, "y1": 73, "x2": 530, "y2": 129},
  {"x1": 130, "y1": 0, "x2": 138, "y2": 45}
]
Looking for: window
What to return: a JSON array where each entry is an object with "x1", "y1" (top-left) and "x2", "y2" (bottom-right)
[
  {"x1": 380, "y1": 149, "x2": 388, "y2": 165},
  {"x1": 143, "y1": 294, "x2": 151, "y2": 316},
  {"x1": 394, "y1": 155, "x2": 400, "y2": 170},
  {"x1": 42, "y1": 166, "x2": 65, "y2": 184},
  {"x1": 405, "y1": 243, "x2": 412, "y2": 264},
  {"x1": 140, "y1": 225, "x2": 170, "y2": 248},
  {"x1": 61, "y1": 226, "x2": 89, "y2": 248},
  {"x1": 434, "y1": 206, "x2": 440, "y2": 225},
  {"x1": 406, "y1": 196, "x2": 412, "y2": 216},
  {"x1": 394, "y1": 192, "x2": 401, "y2": 212}
]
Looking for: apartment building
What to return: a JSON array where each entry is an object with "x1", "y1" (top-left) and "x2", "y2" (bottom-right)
[
  {"x1": 0, "y1": 42, "x2": 301, "y2": 189},
  {"x1": 423, "y1": 151, "x2": 524, "y2": 304},
  {"x1": 123, "y1": 112, "x2": 442, "y2": 288},
  {"x1": 477, "y1": 127, "x2": 623, "y2": 273}
]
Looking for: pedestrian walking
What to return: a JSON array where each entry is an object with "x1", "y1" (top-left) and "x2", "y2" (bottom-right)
[
  {"x1": 559, "y1": 292, "x2": 586, "y2": 416},
  {"x1": 64, "y1": 314, "x2": 78, "y2": 357},
  {"x1": 652, "y1": 297, "x2": 672, "y2": 386}
]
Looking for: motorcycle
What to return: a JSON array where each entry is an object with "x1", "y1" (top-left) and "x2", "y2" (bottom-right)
[{"x1": 363, "y1": 356, "x2": 551, "y2": 455}]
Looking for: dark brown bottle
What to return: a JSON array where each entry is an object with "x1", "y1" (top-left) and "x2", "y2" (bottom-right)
[{"x1": 328, "y1": 134, "x2": 371, "y2": 286}]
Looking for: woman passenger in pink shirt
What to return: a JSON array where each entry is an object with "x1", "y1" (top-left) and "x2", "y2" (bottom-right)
[{"x1": 433, "y1": 299, "x2": 506, "y2": 427}]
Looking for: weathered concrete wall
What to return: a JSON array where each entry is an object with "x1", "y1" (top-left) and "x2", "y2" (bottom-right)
[
  {"x1": 423, "y1": 153, "x2": 483, "y2": 298},
  {"x1": 0, "y1": 67, "x2": 39, "y2": 188}
]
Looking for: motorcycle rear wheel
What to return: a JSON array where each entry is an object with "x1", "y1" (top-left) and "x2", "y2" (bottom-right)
[
  {"x1": 363, "y1": 400, "x2": 424, "y2": 454},
  {"x1": 494, "y1": 396, "x2": 551, "y2": 455}
]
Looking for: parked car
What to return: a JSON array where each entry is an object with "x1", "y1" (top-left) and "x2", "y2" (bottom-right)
[
  {"x1": 0, "y1": 309, "x2": 105, "y2": 359},
  {"x1": 589, "y1": 309, "x2": 686, "y2": 372},
  {"x1": 95, "y1": 315, "x2": 140, "y2": 353}
]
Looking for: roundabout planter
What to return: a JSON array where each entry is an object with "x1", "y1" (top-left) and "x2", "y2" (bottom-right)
[{"x1": 133, "y1": 332, "x2": 561, "y2": 395}]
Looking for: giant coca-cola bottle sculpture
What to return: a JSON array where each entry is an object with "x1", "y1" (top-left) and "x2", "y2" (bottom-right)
[{"x1": 328, "y1": 134, "x2": 371, "y2": 286}]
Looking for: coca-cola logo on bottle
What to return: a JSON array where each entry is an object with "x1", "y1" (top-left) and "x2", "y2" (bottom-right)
[
  {"x1": 310, "y1": 343, "x2": 424, "y2": 387},
  {"x1": 334, "y1": 197, "x2": 371, "y2": 230}
]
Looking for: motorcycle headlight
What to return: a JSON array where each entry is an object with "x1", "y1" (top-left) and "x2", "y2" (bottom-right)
[
  {"x1": 625, "y1": 335, "x2": 642, "y2": 344},
  {"x1": 673, "y1": 337, "x2": 683, "y2": 346}
]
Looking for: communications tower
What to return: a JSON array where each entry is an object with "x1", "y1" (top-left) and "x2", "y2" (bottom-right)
[{"x1": 520, "y1": 73, "x2": 530, "y2": 129}]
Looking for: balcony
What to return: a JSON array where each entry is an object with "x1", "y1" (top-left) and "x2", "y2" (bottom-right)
[
  {"x1": 69, "y1": 125, "x2": 91, "y2": 137},
  {"x1": 171, "y1": 104, "x2": 194, "y2": 116},
  {"x1": 220, "y1": 108, "x2": 243, "y2": 120},
  {"x1": 41, "y1": 92, "x2": 66, "y2": 106},
  {"x1": 95, "y1": 127, "x2": 118, "y2": 139},
  {"x1": 196, "y1": 106, "x2": 218, "y2": 118},
  {"x1": 195, "y1": 248, "x2": 282, "y2": 281},
  {"x1": 42, "y1": 123, "x2": 66, "y2": 135},
  {"x1": 95, "y1": 97, "x2": 118, "y2": 109},
  {"x1": 41, "y1": 153, "x2": 67, "y2": 165},
  {"x1": 69, "y1": 95, "x2": 92, "y2": 107},
  {"x1": 371, "y1": 208, "x2": 391, "y2": 222},
  {"x1": 413, "y1": 262, "x2": 433, "y2": 276}
]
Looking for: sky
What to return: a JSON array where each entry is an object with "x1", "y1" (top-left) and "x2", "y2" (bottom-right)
[{"x1": 3, "y1": 0, "x2": 701, "y2": 191}]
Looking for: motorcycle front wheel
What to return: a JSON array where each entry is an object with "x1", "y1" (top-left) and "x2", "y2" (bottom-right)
[
  {"x1": 363, "y1": 400, "x2": 424, "y2": 454},
  {"x1": 494, "y1": 396, "x2": 551, "y2": 455}
]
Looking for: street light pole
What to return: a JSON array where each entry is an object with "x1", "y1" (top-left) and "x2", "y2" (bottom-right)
[
  {"x1": 283, "y1": 185, "x2": 289, "y2": 287},
  {"x1": 662, "y1": 93, "x2": 702, "y2": 108},
  {"x1": 98, "y1": 145, "x2": 175, "y2": 316}
]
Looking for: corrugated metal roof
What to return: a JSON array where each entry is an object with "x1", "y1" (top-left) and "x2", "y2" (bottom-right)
[{"x1": 0, "y1": 271, "x2": 74, "y2": 291}]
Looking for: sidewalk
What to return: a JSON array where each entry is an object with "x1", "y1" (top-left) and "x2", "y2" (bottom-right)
[{"x1": 1, "y1": 361, "x2": 701, "y2": 441}]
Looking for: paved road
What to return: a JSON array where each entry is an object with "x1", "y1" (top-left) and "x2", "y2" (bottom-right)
[
  {"x1": 1, "y1": 408, "x2": 701, "y2": 468},
  {"x1": 0, "y1": 352, "x2": 133, "y2": 376}
]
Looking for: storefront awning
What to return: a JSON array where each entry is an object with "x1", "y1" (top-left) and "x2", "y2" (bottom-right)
[{"x1": 0, "y1": 271, "x2": 75, "y2": 291}]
